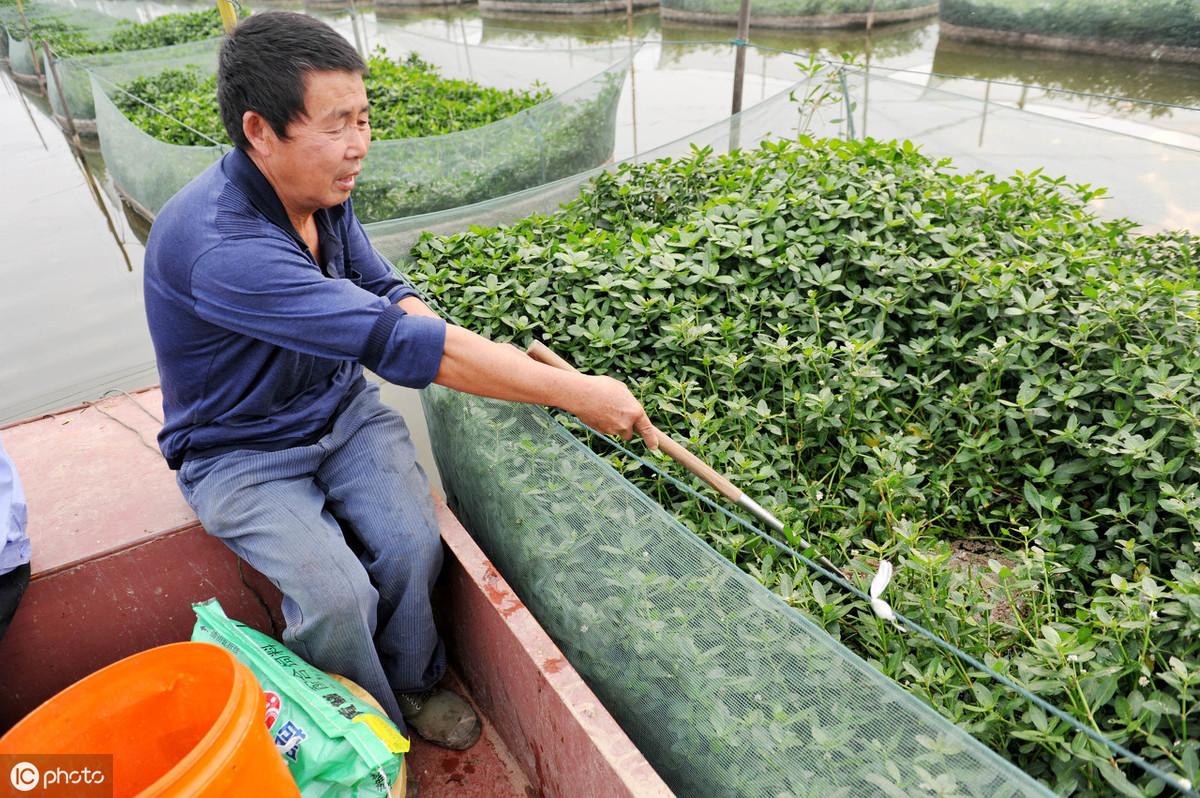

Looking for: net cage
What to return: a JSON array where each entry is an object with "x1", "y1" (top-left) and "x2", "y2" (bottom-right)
[
  {"x1": 656, "y1": 0, "x2": 937, "y2": 31},
  {"x1": 3, "y1": 5, "x2": 125, "y2": 82},
  {"x1": 89, "y1": 29, "x2": 636, "y2": 221},
  {"x1": 927, "y1": 33, "x2": 1200, "y2": 107},
  {"x1": 938, "y1": 0, "x2": 1200, "y2": 65},
  {"x1": 375, "y1": 0, "x2": 473, "y2": 9},
  {"x1": 359, "y1": 78, "x2": 1057, "y2": 798},
  {"x1": 355, "y1": 51, "x2": 1200, "y2": 795},
  {"x1": 477, "y1": 0, "x2": 658, "y2": 18},
  {"x1": 478, "y1": 8, "x2": 660, "y2": 46},
  {"x1": 47, "y1": 35, "x2": 222, "y2": 134},
  {"x1": 422, "y1": 387, "x2": 1060, "y2": 798}
]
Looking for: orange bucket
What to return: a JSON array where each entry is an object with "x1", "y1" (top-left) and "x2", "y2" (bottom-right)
[{"x1": 0, "y1": 641, "x2": 300, "y2": 797}]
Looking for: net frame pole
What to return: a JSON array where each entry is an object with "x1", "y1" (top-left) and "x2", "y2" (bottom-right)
[
  {"x1": 16, "y1": 0, "x2": 46, "y2": 89},
  {"x1": 730, "y1": 0, "x2": 751, "y2": 115},
  {"x1": 43, "y1": 40, "x2": 79, "y2": 143},
  {"x1": 215, "y1": 0, "x2": 238, "y2": 34}
]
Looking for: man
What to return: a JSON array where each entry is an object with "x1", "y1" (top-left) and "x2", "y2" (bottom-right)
[
  {"x1": 144, "y1": 12, "x2": 657, "y2": 751},
  {"x1": 0, "y1": 434, "x2": 31, "y2": 642}
]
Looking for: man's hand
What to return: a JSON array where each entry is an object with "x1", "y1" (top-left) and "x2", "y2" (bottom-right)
[
  {"x1": 564, "y1": 375, "x2": 659, "y2": 449},
  {"x1": 428, "y1": 322, "x2": 659, "y2": 450}
]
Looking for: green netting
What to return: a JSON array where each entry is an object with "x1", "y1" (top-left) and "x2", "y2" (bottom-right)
[
  {"x1": 657, "y1": 0, "x2": 937, "y2": 29},
  {"x1": 47, "y1": 36, "x2": 221, "y2": 130},
  {"x1": 417, "y1": 386, "x2": 1054, "y2": 798},
  {"x1": 4, "y1": 7, "x2": 125, "y2": 77},
  {"x1": 352, "y1": 54, "x2": 1200, "y2": 794},
  {"x1": 830, "y1": 65, "x2": 1200, "y2": 228},
  {"x1": 939, "y1": 0, "x2": 1200, "y2": 61},
  {"x1": 90, "y1": 31, "x2": 635, "y2": 220}
]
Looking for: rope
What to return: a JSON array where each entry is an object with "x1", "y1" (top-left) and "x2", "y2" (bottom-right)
[
  {"x1": 80, "y1": 388, "x2": 164, "y2": 456},
  {"x1": 550, "y1": 409, "x2": 1197, "y2": 797}
]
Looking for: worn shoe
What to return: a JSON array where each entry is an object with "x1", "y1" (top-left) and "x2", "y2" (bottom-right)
[{"x1": 395, "y1": 686, "x2": 481, "y2": 751}]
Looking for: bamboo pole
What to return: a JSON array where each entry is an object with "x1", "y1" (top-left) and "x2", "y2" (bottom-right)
[
  {"x1": 43, "y1": 40, "x2": 79, "y2": 144},
  {"x1": 216, "y1": 0, "x2": 239, "y2": 34},
  {"x1": 15, "y1": 0, "x2": 46, "y2": 91}
]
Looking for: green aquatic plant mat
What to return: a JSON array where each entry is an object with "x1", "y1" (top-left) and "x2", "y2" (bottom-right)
[{"x1": 408, "y1": 135, "x2": 1200, "y2": 796}]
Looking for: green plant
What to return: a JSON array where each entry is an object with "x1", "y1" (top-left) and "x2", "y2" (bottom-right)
[
  {"x1": 408, "y1": 136, "x2": 1200, "y2": 796},
  {"x1": 115, "y1": 52, "x2": 550, "y2": 147},
  {"x1": 103, "y1": 9, "x2": 230, "y2": 52},
  {"x1": 365, "y1": 50, "x2": 550, "y2": 139}
]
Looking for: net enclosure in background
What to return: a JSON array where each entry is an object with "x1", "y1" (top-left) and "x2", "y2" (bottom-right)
[
  {"x1": 478, "y1": 0, "x2": 658, "y2": 17},
  {"x1": 939, "y1": 0, "x2": 1200, "y2": 65},
  {"x1": 657, "y1": 0, "x2": 937, "y2": 30},
  {"x1": 3, "y1": 6, "x2": 124, "y2": 84},
  {"x1": 48, "y1": 36, "x2": 222, "y2": 135},
  {"x1": 90, "y1": 30, "x2": 636, "y2": 221}
]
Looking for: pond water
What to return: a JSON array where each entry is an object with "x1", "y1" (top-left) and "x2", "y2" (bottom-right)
[{"x1": 2, "y1": 1, "x2": 1198, "y2": 425}]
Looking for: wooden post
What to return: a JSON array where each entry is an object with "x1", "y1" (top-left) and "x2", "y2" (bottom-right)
[
  {"x1": 43, "y1": 40, "x2": 80, "y2": 145},
  {"x1": 729, "y1": 0, "x2": 751, "y2": 115},
  {"x1": 15, "y1": 0, "x2": 46, "y2": 90},
  {"x1": 215, "y1": 0, "x2": 239, "y2": 34}
]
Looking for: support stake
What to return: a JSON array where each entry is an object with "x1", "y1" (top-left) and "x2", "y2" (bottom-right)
[{"x1": 43, "y1": 40, "x2": 79, "y2": 145}]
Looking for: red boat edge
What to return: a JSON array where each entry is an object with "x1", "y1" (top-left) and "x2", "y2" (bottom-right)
[{"x1": 0, "y1": 387, "x2": 674, "y2": 798}]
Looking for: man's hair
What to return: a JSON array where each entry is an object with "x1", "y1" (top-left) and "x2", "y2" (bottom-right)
[{"x1": 218, "y1": 12, "x2": 365, "y2": 150}]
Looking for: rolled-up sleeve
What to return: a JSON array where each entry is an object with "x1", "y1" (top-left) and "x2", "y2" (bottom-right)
[
  {"x1": 191, "y1": 235, "x2": 446, "y2": 388},
  {"x1": 363, "y1": 305, "x2": 447, "y2": 387}
]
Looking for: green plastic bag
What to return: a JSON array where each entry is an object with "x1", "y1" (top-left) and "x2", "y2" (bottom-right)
[{"x1": 191, "y1": 599, "x2": 408, "y2": 797}]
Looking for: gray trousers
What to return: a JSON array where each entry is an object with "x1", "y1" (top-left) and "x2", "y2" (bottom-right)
[{"x1": 177, "y1": 383, "x2": 445, "y2": 725}]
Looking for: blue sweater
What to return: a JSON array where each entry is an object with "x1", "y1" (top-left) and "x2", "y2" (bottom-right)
[{"x1": 144, "y1": 148, "x2": 446, "y2": 469}]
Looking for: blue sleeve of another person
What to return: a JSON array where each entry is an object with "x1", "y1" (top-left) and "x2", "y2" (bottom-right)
[{"x1": 0, "y1": 435, "x2": 31, "y2": 576}]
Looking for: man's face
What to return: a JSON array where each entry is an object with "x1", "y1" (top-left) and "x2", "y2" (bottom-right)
[{"x1": 270, "y1": 69, "x2": 371, "y2": 213}]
